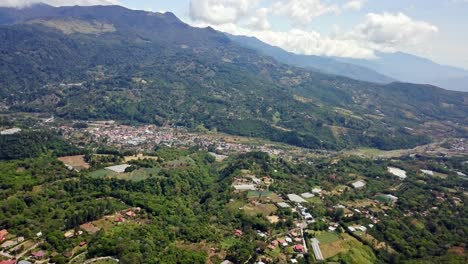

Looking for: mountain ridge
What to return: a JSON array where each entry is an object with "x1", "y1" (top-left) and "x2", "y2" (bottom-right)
[
  {"x1": 337, "y1": 51, "x2": 468, "y2": 92},
  {"x1": 0, "y1": 4, "x2": 466, "y2": 151},
  {"x1": 226, "y1": 33, "x2": 396, "y2": 84}
]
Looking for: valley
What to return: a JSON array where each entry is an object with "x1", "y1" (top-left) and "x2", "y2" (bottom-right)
[
  {"x1": 0, "y1": 117, "x2": 466, "y2": 264},
  {"x1": 0, "y1": 3, "x2": 466, "y2": 264}
]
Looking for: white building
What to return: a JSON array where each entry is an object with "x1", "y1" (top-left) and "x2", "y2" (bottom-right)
[
  {"x1": 287, "y1": 194, "x2": 308, "y2": 203},
  {"x1": 0, "y1": 127, "x2": 21, "y2": 135},
  {"x1": 352, "y1": 180, "x2": 366, "y2": 189},
  {"x1": 105, "y1": 164, "x2": 132, "y2": 173},
  {"x1": 277, "y1": 202, "x2": 291, "y2": 208},
  {"x1": 388, "y1": 167, "x2": 407, "y2": 179}
]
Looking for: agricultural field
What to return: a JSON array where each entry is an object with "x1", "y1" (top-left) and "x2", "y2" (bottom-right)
[
  {"x1": 247, "y1": 191, "x2": 283, "y2": 203},
  {"x1": 242, "y1": 203, "x2": 277, "y2": 217},
  {"x1": 314, "y1": 231, "x2": 341, "y2": 244},
  {"x1": 124, "y1": 155, "x2": 158, "y2": 162},
  {"x1": 90, "y1": 167, "x2": 161, "y2": 181},
  {"x1": 58, "y1": 155, "x2": 90, "y2": 170},
  {"x1": 319, "y1": 233, "x2": 362, "y2": 258}
]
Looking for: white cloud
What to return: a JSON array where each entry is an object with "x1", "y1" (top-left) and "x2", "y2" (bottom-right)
[
  {"x1": 245, "y1": 7, "x2": 270, "y2": 30},
  {"x1": 272, "y1": 0, "x2": 341, "y2": 25},
  {"x1": 189, "y1": 0, "x2": 260, "y2": 25},
  {"x1": 351, "y1": 12, "x2": 438, "y2": 48},
  {"x1": 197, "y1": 11, "x2": 439, "y2": 60},
  {"x1": 0, "y1": 0, "x2": 119, "y2": 7},
  {"x1": 344, "y1": 0, "x2": 367, "y2": 11},
  {"x1": 198, "y1": 22, "x2": 375, "y2": 59}
]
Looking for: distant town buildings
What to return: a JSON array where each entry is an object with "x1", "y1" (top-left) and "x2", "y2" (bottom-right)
[{"x1": 0, "y1": 127, "x2": 21, "y2": 135}]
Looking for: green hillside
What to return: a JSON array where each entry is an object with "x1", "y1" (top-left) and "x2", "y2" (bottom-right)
[{"x1": 0, "y1": 5, "x2": 466, "y2": 150}]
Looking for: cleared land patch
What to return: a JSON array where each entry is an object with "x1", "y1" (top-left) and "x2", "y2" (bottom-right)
[{"x1": 58, "y1": 155, "x2": 90, "y2": 171}]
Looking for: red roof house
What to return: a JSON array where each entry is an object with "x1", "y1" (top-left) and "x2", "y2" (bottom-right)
[
  {"x1": 126, "y1": 211, "x2": 137, "y2": 217},
  {"x1": 293, "y1": 244, "x2": 304, "y2": 252},
  {"x1": 114, "y1": 216, "x2": 125, "y2": 223},
  {"x1": 234, "y1": 229, "x2": 243, "y2": 236},
  {"x1": 31, "y1": 250, "x2": 45, "y2": 259},
  {"x1": 0, "y1": 229, "x2": 8, "y2": 242},
  {"x1": 0, "y1": 260, "x2": 17, "y2": 264}
]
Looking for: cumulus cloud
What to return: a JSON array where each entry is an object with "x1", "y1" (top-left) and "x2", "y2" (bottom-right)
[
  {"x1": 197, "y1": 22, "x2": 375, "y2": 59},
  {"x1": 189, "y1": 0, "x2": 260, "y2": 25},
  {"x1": 195, "y1": 11, "x2": 439, "y2": 60},
  {"x1": 272, "y1": 0, "x2": 340, "y2": 25},
  {"x1": 245, "y1": 7, "x2": 270, "y2": 30},
  {"x1": 351, "y1": 12, "x2": 438, "y2": 48},
  {"x1": 343, "y1": 0, "x2": 367, "y2": 11},
  {"x1": 0, "y1": 0, "x2": 119, "y2": 7}
]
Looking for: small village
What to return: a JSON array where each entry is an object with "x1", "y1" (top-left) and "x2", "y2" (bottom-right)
[
  {"x1": 226, "y1": 168, "x2": 403, "y2": 264},
  {"x1": 54, "y1": 121, "x2": 305, "y2": 159},
  {"x1": 0, "y1": 207, "x2": 147, "y2": 264},
  {"x1": 0, "y1": 120, "x2": 466, "y2": 264}
]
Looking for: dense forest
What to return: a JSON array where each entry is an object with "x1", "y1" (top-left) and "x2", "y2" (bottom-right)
[{"x1": 0, "y1": 130, "x2": 81, "y2": 160}]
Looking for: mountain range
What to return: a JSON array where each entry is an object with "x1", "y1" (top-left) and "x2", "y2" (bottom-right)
[
  {"x1": 228, "y1": 34, "x2": 468, "y2": 92},
  {"x1": 0, "y1": 4, "x2": 467, "y2": 151}
]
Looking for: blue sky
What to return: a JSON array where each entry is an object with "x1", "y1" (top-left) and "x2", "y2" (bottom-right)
[
  {"x1": 3, "y1": 0, "x2": 468, "y2": 69},
  {"x1": 116, "y1": 0, "x2": 468, "y2": 69}
]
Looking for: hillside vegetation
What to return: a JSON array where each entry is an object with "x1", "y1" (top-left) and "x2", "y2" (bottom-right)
[{"x1": 0, "y1": 5, "x2": 467, "y2": 150}]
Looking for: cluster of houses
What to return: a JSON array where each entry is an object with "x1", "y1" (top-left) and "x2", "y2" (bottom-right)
[
  {"x1": 232, "y1": 175, "x2": 273, "y2": 192},
  {"x1": 55, "y1": 122, "x2": 297, "y2": 158},
  {"x1": 267, "y1": 229, "x2": 305, "y2": 252},
  {"x1": 0, "y1": 229, "x2": 44, "y2": 264}
]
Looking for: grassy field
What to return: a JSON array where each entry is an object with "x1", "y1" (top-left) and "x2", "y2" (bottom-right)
[
  {"x1": 90, "y1": 167, "x2": 160, "y2": 181},
  {"x1": 124, "y1": 155, "x2": 158, "y2": 162},
  {"x1": 247, "y1": 190, "x2": 274, "y2": 198},
  {"x1": 315, "y1": 231, "x2": 341, "y2": 244},
  {"x1": 243, "y1": 203, "x2": 277, "y2": 216},
  {"x1": 164, "y1": 156, "x2": 195, "y2": 168},
  {"x1": 306, "y1": 196, "x2": 324, "y2": 205},
  {"x1": 247, "y1": 191, "x2": 283, "y2": 202},
  {"x1": 219, "y1": 237, "x2": 237, "y2": 250},
  {"x1": 319, "y1": 233, "x2": 352, "y2": 258},
  {"x1": 226, "y1": 200, "x2": 247, "y2": 213}
]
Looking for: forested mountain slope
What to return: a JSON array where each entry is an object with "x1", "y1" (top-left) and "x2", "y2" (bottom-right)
[
  {"x1": 226, "y1": 33, "x2": 395, "y2": 84},
  {"x1": 0, "y1": 4, "x2": 467, "y2": 150}
]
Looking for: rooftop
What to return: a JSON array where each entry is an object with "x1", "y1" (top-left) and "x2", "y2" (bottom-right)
[
  {"x1": 352, "y1": 180, "x2": 366, "y2": 188},
  {"x1": 287, "y1": 194, "x2": 307, "y2": 203}
]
